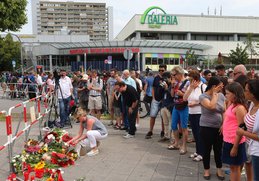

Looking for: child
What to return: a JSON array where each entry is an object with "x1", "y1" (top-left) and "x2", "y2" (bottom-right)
[{"x1": 222, "y1": 82, "x2": 247, "y2": 181}]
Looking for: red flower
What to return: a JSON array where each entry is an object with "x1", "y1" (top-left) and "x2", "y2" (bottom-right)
[
  {"x1": 62, "y1": 134, "x2": 72, "y2": 142},
  {"x1": 34, "y1": 168, "x2": 44, "y2": 178}
]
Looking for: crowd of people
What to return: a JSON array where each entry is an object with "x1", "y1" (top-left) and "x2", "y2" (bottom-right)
[{"x1": 1, "y1": 64, "x2": 259, "y2": 180}]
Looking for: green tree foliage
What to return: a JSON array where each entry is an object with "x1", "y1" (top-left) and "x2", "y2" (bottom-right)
[
  {"x1": 229, "y1": 44, "x2": 249, "y2": 65},
  {"x1": 185, "y1": 48, "x2": 198, "y2": 65},
  {"x1": 0, "y1": 34, "x2": 21, "y2": 71},
  {"x1": 0, "y1": 0, "x2": 27, "y2": 32},
  {"x1": 244, "y1": 33, "x2": 258, "y2": 60}
]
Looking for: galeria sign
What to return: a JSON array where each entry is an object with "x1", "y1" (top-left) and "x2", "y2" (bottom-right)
[{"x1": 140, "y1": 6, "x2": 178, "y2": 28}]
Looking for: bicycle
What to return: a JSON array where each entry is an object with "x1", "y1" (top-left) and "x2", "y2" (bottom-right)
[{"x1": 138, "y1": 100, "x2": 150, "y2": 118}]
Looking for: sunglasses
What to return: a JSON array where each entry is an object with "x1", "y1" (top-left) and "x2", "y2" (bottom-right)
[{"x1": 159, "y1": 69, "x2": 165, "y2": 72}]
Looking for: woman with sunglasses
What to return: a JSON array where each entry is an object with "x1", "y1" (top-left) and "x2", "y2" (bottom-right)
[
  {"x1": 237, "y1": 79, "x2": 259, "y2": 181},
  {"x1": 168, "y1": 66, "x2": 189, "y2": 155}
]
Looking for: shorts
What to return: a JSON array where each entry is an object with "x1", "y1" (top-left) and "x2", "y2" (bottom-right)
[
  {"x1": 114, "y1": 107, "x2": 121, "y2": 118},
  {"x1": 222, "y1": 142, "x2": 247, "y2": 165},
  {"x1": 88, "y1": 96, "x2": 102, "y2": 110},
  {"x1": 245, "y1": 142, "x2": 252, "y2": 163},
  {"x1": 150, "y1": 99, "x2": 161, "y2": 118},
  {"x1": 171, "y1": 106, "x2": 189, "y2": 130}
]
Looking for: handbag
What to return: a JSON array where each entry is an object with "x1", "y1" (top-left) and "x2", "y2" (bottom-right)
[{"x1": 175, "y1": 101, "x2": 188, "y2": 110}]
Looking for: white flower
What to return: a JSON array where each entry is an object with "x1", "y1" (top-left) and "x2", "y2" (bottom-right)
[{"x1": 47, "y1": 134, "x2": 55, "y2": 140}]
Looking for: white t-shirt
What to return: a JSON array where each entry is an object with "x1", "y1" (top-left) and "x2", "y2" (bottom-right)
[
  {"x1": 187, "y1": 82, "x2": 207, "y2": 114},
  {"x1": 37, "y1": 75, "x2": 43, "y2": 85},
  {"x1": 58, "y1": 76, "x2": 73, "y2": 99}
]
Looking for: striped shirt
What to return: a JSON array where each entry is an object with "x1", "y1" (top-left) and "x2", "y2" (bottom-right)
[
  {"x1": 244, "y1": 111, "x2": 256, "y2": 144},
  {"x1": 87, "y1": 77, "x2": 103, "y2": 96}
]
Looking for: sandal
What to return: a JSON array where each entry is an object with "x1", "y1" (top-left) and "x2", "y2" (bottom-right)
[
  {"x1": 114, "y1": 125, "x2": 121, "y2": 130},
  {"x1": 167, "y1": 145, "x2": 179, "y2": 150},
  {"x1": 179, "y1": 149, "x2": 187, "y2": 155}
]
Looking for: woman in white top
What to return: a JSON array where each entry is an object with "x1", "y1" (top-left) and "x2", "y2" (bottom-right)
[
  {"x1": 183, "y1": 70, "x2": 206, "y2": 162},
  {"x1": 237, "y1": 79, "x2": 259, "y2": 181}
]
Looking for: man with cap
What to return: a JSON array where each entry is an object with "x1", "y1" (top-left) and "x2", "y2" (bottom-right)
[{"x1": 78, "y1": 74, "x2": 89, "y2": 111}]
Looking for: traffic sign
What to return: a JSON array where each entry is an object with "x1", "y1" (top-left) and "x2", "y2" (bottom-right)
[
  {"x1": 12, "y1": 60, "x2": 16, "y2": 68},
  {"x1": 123, "y1": 49, "x2": 133, "y2": 60},
  {"x1": 108, "y1": 56, "x2": 112, "y2": 64},
  {"x1": 123, "y1": 49, "x2": 133, "y2": 69}
]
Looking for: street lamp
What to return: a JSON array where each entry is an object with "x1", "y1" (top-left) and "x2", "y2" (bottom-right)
[{"x1": 4, "y1": 32, "x2": 23, "y2": 74}]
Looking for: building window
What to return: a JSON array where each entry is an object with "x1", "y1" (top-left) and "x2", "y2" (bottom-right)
[
  {"x1": 207, "y1": 35, "x2": 217, "y2": 41},
  {"x1": 158, "y1": 58, "x2": 163, "y2": 65},
  {"x1": 152, "y1": 58, "x2": 157, "y2": 65},
  {"x1": 146, "y1": 58, "x2": 151, "y2": 64}
]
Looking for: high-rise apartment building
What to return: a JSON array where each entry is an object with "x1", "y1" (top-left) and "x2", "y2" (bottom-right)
[{"x1": 31, "y1": 0, "x2": 113, "y2": 41}]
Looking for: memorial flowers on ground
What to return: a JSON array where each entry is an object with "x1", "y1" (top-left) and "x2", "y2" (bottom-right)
[{"x1": 9, "y1": 128, "x2": 77, "y2": 181}]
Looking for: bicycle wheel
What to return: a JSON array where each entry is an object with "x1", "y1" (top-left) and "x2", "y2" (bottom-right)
[{"x1": 139, "y1": 100, "x2": 149, "y2": 118}]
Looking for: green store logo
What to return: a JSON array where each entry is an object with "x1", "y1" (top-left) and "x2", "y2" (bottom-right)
[{"x1": 140, "y1": 6, "x2": 178, "y2": 28}]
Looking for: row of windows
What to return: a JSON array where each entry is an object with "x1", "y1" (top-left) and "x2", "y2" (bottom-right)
[
  {"x1": 140, "y1": 33, "x2": 259, "y2": 41},
  {"x1": 145, "y1": 58, "x2": 179, "y2": 65}
]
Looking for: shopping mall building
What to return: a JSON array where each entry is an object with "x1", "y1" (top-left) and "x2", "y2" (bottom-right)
[{"x1": 28, "y1": 6, "x2": 259, "y2": 72}]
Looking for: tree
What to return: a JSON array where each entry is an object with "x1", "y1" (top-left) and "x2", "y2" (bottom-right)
[
  {"x1": 244, "y1": 33, "x2": 258, "y2": 61},
  {"x1": 185, "y1": 48, "x2": 198, "y2": 66},
  {"x1": 229, "y1": 44, "x2": 249, "y2": 65},
  {"x1": 0, "y1": 34, "x2": 21, "y2": 71},
  {"x1": 0, "y1": 0, "x2": 27, "y2": 32}
]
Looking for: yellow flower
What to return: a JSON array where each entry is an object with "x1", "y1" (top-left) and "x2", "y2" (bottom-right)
[
  {"x1": 35, "y1": 161, "x2": 45, "y2": 169},
  {"x1": 46, "y1": 177, "x2": 54, "y2": 181}
]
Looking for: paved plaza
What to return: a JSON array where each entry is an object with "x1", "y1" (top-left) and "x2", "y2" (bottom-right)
[{"x1": 0, "y1": 98, "x2": 246, "y2": 181}]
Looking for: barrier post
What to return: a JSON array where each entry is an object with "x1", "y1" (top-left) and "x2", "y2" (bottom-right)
[
  {"x1": 6, "y1": 114, "x2": 13, "y2": 173},
  {"x1": 23, "y1": 103, "x2": 29, "y2": 141}
]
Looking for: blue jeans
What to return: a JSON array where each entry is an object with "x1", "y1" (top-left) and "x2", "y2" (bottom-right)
[
  {"x1": 59, "y1": 96, "x2": 71, "y2": 126},
  {"x1": 252, "y1": 155, "x2": 259, "y2": 181},
  {"x1": 189, "y1": 114, "x2": 203, "y2": 156}
]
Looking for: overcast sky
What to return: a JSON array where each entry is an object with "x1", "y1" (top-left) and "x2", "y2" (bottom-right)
[{"x1": 20, "y1": 0, "x2": 259, "y2": 38}]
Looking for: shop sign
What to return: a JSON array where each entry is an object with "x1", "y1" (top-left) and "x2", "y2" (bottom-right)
[
  {"x1": 140, "y1": 6, "x2": 178, "y2": 28},
  {"x1": 69, "y1": 48, "x2": 140, "y2": 55}
]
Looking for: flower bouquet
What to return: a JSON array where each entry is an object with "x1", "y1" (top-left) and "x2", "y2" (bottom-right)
[{"x1": 9, "y1": 128, "x2": 78, "y2": 181}]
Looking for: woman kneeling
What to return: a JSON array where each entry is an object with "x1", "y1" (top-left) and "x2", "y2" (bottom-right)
[{"x1": 68, "y1": 108, "x2": 108, "y2": 156}]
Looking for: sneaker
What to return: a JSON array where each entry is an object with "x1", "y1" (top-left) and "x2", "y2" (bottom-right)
[
  {"x1": 189, "y1": 152, "x2": 198, "y2": 158},
  {"x1": 145, "y1": 131, "x2": 153, "y2": 139},
  {"x1": 87, "y1": 149, "x2": 99, "y2": 157},
  {"x1": 123, "y1": 134, "x2": 134, "y2": 139},
  {"x1": 193, "y1": 155, "x2": 203, "y2": 162},
  {"x1": 119, "y1": 126, "x2": 128, "y2": 130}
]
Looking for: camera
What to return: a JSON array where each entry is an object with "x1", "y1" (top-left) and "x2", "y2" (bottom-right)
[
  {"x1": 239, "y1": 123, "x2": 247, "y2": 131},
  {"x1": 53, "y1": 68, "x2": 61, "y2": 83},
  {"x1": 160, "y1": 81, "x2": 166, "y2": 87}
]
